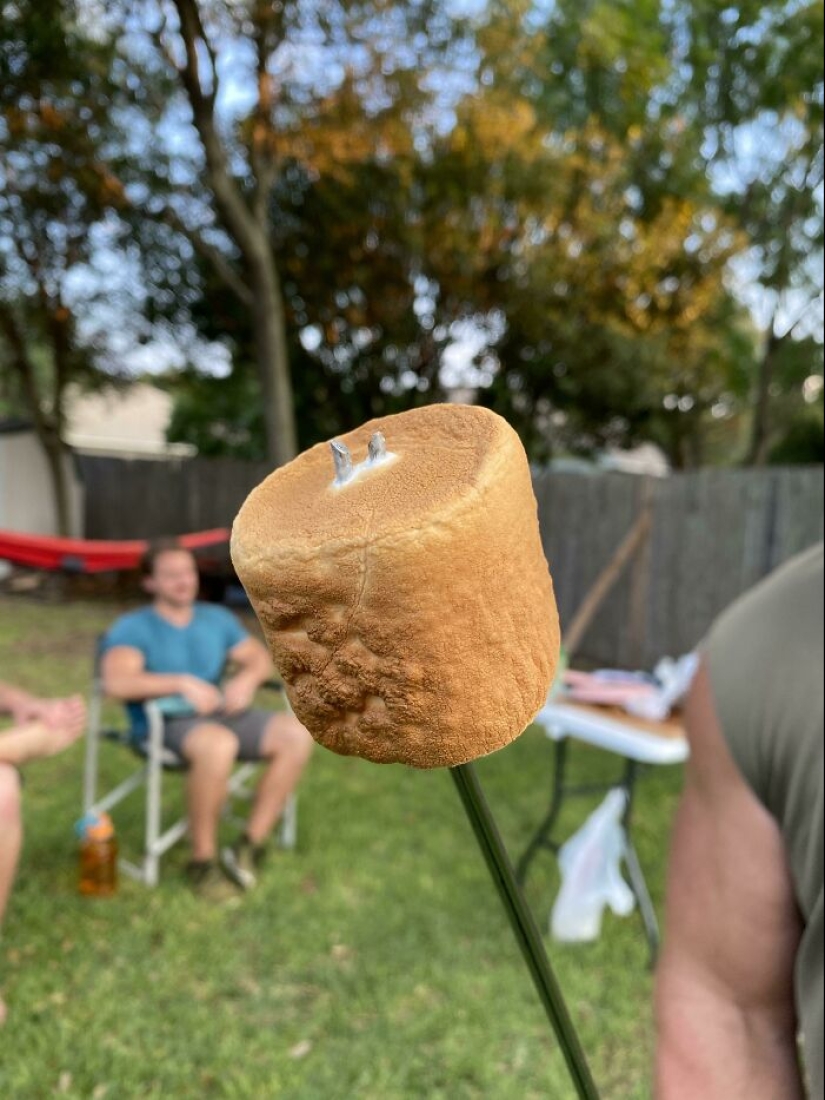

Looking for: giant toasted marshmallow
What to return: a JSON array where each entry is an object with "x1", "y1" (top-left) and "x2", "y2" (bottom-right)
[{"x1": 231, "y1": 404, "x2": 559, "y2": 767}]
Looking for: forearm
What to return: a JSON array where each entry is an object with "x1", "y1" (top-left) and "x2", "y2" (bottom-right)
[
  {"x1": 0, "y1": 722, "x2": 49, "y2": 766},
  {"x1": 228, "y1": 654, "x2": 273, "y2": 691},
  {"x1": 103, "y1": 669, "x2": 190, "y2": 702},
  {"x1": 655, "y1": 960, "x2": 804, "y2": 1099}
]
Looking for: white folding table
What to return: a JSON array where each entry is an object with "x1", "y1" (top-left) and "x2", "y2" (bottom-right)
[{"x1": 516, "y1": 699, "x2": 689, "y2": 964}]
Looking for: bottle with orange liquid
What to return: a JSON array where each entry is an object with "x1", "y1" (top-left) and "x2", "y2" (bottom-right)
[{"x1": 77, "y1": 812, "x2": 118, "y2": 896}]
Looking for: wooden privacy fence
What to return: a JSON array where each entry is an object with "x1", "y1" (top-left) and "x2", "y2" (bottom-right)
[
  {"x1": 533, "y1": 465, "x2": 823, "y2": 668},
  {"x1": 78, "y1": 454, "x2": 823, "y2": 669},
  {"x1": 77, "y1": 454, "x2": 271, "y2": 542}
]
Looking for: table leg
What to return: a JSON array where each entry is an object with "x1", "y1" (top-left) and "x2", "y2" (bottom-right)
[
  {"x1": 516, "y1": 738, "x2": 568, "y2": 884},
  {"x1": 621, "y1": 759, "x2": 660, "y2": 967}
]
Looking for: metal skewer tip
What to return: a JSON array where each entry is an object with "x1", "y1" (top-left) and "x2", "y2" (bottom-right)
[
  {"x1": 330, "y1": 440, "x2": 354, "y2": 485},
  {"x1": 368, "y1": 432, "x2": 387, "y2": 463}
]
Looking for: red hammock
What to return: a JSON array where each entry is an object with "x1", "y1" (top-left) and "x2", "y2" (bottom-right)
[{"x1": 0, "y1": 529, "x2": 230, "y2": 573}]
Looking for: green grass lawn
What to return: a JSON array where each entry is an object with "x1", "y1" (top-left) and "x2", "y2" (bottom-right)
[{"x1": 0, "y1": 595, "x2": 684, "y2": 1099}]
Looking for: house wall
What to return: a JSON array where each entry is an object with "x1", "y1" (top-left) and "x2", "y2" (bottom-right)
[
  {"x1": 0, "y1": 433, "x2": 84, "y2": 538},
  {"x1": 64, "y1": 382, "x2": 194, "y2": 458}
]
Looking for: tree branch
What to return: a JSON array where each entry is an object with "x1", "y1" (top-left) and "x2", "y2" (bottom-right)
[
  {"x1": 169, "y1": 0, "x2": 263, "y2": 261},
  {"x1": 249, "y1": 10, "x2": 280, "y2": 222},
  {"x1": 162, "y1": 205, "x2": 254, "y2": 306},
  {"x1": 169, "y1": 0, "x2": 218, "y2": 111},
  {"x1": 777, "y1": 287, "x2": 823, "y2": 340}
]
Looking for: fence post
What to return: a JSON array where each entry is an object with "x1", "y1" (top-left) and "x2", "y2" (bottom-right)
[{"x1": 626, "y1": 476, "x2": 656, "y2": 669}]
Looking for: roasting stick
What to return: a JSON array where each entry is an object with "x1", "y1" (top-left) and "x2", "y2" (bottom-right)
[
  {"x1": 451, "y1": 763, "x2": 599, "y2": 1100},
  {"x1": 328, "y1": 437, "x2": 600, "y2": 1100}
]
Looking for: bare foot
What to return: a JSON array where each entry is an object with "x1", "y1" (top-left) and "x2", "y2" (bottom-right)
[{"x1": 0, "y1": 993, "x2": 7, "y2": 1026}]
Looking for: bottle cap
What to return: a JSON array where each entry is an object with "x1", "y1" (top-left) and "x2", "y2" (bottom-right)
[{"x1": 76, "y1": 812, "x2": 115, "y2": 840}]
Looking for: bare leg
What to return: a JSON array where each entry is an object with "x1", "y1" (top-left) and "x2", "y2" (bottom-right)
[
  {"x1": 181, "y1": 724, "x2": 239, "y2": 862},
  {"x1": 0, "y1": 764, "x2": 23, "y2": 1025},
  {"x1": 245, "y1": 715, "x2": 313, "y2": 846}
]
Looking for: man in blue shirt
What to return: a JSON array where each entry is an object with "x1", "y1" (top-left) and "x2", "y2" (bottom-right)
[{"x1": 101, "y1": 540, "x2": 313, "y2": 901}]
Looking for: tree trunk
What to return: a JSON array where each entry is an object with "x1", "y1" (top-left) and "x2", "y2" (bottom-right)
[
  {"x1": 745, "y1": 327, "x2": 782, "y2": 466},
  {"x1": 0, "y1": 305, "x2": 72, "y2": 535},
  {"x1": 41, "y1": 430, "x2": 72, "y2": 537},
  {"x1": 249, "y1": 251, "x2": 298, "y2": 466},
  {"x1": 168, "y1": 0, "x2": 301, "y2": 467}
]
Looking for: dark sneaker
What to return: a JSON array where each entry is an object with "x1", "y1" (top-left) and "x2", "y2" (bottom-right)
[
  {"x1": 186, "y1": 860, "x2": 242, "y2": 902},
  {"x1": 221, "y1": 838, "x2": 263, "y2": 891}
]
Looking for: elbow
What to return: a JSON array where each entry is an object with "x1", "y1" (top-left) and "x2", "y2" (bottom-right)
[
  {"x1": 653, "y1": 953, "x2": 802, "y2": 1100},
  {"x1": 653, "y1": 1004, "x2": 688, "y2": 1098},
  {"x1": 250, "y1": 651, "x2": 274, "y2": 681},
  {"x1": 653, "y1": 956, "x2": 704, "y2": 1099},
  {"x1": 101, "y1": 672, "x2": 127, "y2": 701},
  {"x1": 654, "y1": 1015, "x2": 706, "y2": 1099},
  {"x1": 101, "y1": 679, "x2": 119, "y2": 701}
]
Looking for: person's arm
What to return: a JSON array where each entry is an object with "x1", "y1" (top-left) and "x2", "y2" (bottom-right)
[
  {"x1": 654, "y1": 660, "x2": 805, "y2": 1099},
  {"x1": 221, "y1": 636, "x2": 274, "y2": 714},
  {"x1": 101, "y1": 646, "x2": 223, "y2": 715},
  {"x1": 0, "y1": 696, "x2": 86, "y2": 766},
  {"x1": 0, "y1": 681, "x2": 37, "y2": 721}
]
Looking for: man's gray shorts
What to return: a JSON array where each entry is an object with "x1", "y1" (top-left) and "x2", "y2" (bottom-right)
[{"x1": 162, "y1": 709, "x2": 272, "y2": 761}]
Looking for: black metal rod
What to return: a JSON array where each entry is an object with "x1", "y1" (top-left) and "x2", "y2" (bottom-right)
[
  {"x1": 516, "y1": 738, "x2": 569, "y2": 882},
  {"x1": 451, "y1": 762, "x2": 600, "y2": 1100}
]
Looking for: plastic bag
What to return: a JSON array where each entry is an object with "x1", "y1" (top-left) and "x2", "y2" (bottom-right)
[
  {"x1": 624, "y1": 652, "x2": 699, "y2": 722},
  {"x1": 550, "y1": 789, "x2": 635, "y2": 943}
]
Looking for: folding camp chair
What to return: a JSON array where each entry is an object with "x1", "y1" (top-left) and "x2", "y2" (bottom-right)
[{"x1": 82, "y1": 644, "x2": 298, "y2": 887}]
